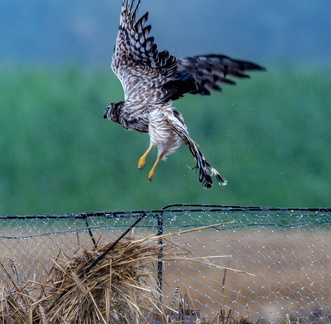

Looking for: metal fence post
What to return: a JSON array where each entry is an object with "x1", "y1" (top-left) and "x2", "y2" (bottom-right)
[{"x1": 156, "y1": 212, "x2": 164, "y2": 302}]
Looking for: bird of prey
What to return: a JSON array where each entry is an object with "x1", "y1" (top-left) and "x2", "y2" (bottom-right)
[{"x1": 104, "y1": 0, "x2": 264, "y2": 189}]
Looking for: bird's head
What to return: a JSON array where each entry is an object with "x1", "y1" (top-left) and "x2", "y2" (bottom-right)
[{"x1": 103, "y1": 101, "x2": 124, "y2": 123}]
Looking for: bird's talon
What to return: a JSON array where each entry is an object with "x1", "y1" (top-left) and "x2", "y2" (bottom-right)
[
  {"x1": 148, "y1": 171, "x2": 154, "y2": 182},
  {"x1": 138, "y1": 157, "x2": 146, "y2": 169}
]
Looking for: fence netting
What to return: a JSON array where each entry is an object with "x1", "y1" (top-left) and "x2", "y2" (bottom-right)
[{"x1": 0, "y1": 204, "x2": 330, "y2": 323}]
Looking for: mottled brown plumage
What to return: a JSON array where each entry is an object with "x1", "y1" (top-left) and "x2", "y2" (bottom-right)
[{"x1": 104, "y1": 0, "x2": 265, "y2": 188}]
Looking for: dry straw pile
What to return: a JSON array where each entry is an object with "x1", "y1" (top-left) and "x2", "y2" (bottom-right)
[{"x1": 0, "y1": 223, "x2": 258, "y2": 324}]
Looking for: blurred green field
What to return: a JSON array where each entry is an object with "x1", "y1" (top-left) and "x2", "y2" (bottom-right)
[{"x1": 0, "y1": 65, "x2": 330, "y2": 215}]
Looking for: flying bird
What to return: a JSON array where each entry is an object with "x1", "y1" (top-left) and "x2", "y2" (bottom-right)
[{"x1": 104, "y1": 0, "x2": 265, "y2": 188}]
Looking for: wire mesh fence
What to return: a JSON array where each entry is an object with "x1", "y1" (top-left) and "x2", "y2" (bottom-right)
[{"x1": 0, "y1": 204, "x2": 330, "y2": 323}]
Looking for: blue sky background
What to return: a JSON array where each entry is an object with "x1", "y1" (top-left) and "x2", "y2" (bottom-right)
[{"x1": 1, "y1": 0, "x2": 330, "y2": 69}]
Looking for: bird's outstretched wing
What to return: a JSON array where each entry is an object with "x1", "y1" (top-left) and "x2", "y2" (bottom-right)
[
  {"x1": 112, "y1": 0, "x2": 183, "y2": 100},
  {"x1": 165, "y1": 111, "x2": 227, "y2": 189},
  {"x1": 178, "y1": 54, "x2": 265, "y2": 96}
]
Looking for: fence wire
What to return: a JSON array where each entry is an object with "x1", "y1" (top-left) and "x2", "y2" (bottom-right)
[{"x1": 0, "y1": 204, "x2": 330, "y2": 323}]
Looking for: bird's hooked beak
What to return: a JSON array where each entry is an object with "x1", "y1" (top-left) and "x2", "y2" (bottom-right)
[
  {"x1": 103, "y1": 105, "x2": 111, "y2": 119},
  {"x1": 103, "y1": 101, "x2": 124, "y2": 124}
]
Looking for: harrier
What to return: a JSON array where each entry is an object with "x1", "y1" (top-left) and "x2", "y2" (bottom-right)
[{"x1": 104, "y1": 0, "x2": 264, "y2": 188}]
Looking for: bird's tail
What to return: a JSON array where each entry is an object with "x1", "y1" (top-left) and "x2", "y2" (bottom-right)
[
  {"x1": 187, "y1": 139, "x2": 227, "y2": 189},
  {"x1": 167, "y1": 111, "x2": 227, "y2": 189}
]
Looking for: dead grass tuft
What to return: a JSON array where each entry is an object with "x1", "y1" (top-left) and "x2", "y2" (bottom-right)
[{"x1": 0, "y1": 223, "x2": 256, "y2": 324}]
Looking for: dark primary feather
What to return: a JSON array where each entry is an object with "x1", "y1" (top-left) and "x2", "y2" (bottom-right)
[{"x1": 177, "y1": 54, "x2": 266, "y2": 95}]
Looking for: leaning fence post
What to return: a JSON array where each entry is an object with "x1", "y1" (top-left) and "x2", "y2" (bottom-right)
[{"x1": 82, "y1": 215, "x2": 97, "y2": 248}]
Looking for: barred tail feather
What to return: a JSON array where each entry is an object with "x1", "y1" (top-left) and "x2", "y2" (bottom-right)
[
  {"x1": 189, "y1": 143, "x2": 227, "y2": 189},
  {"x1": 166, "y1": 111, "x2": 226, "y2": 189}
]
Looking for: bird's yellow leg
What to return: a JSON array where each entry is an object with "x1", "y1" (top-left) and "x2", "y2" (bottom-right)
[
  {"x1": 138, "y1": 145, "x2": 153, "y2": 169},
  {"x1": 148, "y1": 153, "x2": 165, "y2": 182}
]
